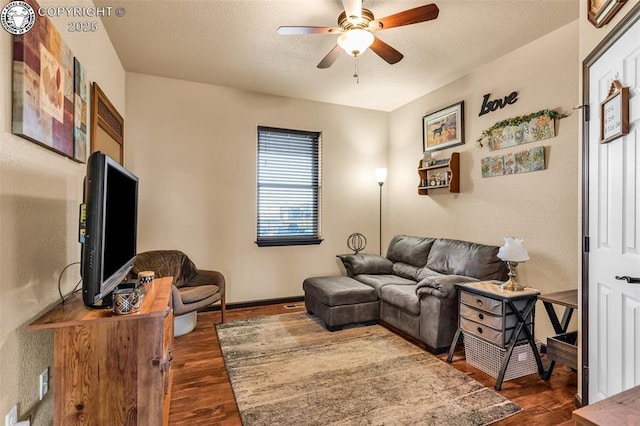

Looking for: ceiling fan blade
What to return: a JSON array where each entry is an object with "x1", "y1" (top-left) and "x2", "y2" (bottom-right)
[
  {"x1": 370, "y1": 37, "x2": 403, "y2": 65},
  {"x1": 376, "y1": 4, "x2": 439, "y2": 30},
  {"x1": 342, "y1": 0, "x2": 362, "y2": 19},
  {"x1": 317, "y1": 45, "x2": 342, "y2": 69},
  {"x1": 277, "y1": 26, "x2": 340, "y2": 35}
]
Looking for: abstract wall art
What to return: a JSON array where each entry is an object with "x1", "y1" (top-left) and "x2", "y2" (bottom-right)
[{"x1": 12, "y1": 0, "x2": 75, "y2": 159}]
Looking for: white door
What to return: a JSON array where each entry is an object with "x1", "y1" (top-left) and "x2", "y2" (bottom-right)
[{"x1": 588, "y1": 17, "x2": 640, "y2": 403}]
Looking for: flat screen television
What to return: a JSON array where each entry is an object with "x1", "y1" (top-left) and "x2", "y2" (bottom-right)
[{"x1": 81, "y1": 151, "x2": 139, "y2": 307}]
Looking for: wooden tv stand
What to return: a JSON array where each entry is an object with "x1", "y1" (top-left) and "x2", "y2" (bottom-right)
[{"x1": 30, "y1": 277, "x2": 174, "y2": 426}]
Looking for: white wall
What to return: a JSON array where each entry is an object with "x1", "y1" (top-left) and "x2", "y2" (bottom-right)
[
  {"x1": 0, "y1": 2, "x2": 125, "y2": 422},
  {"x1": 125, "y1": 73, "x2": 389, "y2": 303},
  {"x1": 388, "y1": 20, "x2": 580, "y2": 342}
]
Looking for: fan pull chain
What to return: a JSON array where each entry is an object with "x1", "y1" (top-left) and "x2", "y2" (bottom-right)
[{"x1": 353, "y1": 57, "x2": 360, "y2": 84}]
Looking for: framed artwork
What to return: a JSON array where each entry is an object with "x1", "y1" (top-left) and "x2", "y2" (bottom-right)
[
  {"x1": 481, "y1": 146, "x2": 546, "y2": 178},
  {"x1": 422, "y1": 101, "x2": 464, "y2": 153},
  {"x1": 74, "y1": 58, "x2": 89, "y2": 162},
  {"x1": 12, "y1": 0, "x2": 75, "y2": 159},
  {"x1": 588, "y1": 0, "x2": 627, "y2": 28},
  {"x1": 477, "y1": 110, "x2": 558, "y2": 151},
  {"x1": 600, "y1": 79, "x2": 629, "y2": 143}
]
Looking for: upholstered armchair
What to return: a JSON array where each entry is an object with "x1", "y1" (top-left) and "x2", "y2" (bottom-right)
[{"x1": 132, "y1": 250, "x2": 226, "y2": 336}]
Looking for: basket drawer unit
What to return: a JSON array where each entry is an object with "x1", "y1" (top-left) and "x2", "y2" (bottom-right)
[
  {"x1": 447, "y1": 281, "x2": 542, "y2": 391},
  {"x1": 460, "y1": 291, "x2": 530, "y2": 317},
  {"x1": 459, "y1": 316, "x2": 532, "y2": 348},
  {"x1": 459, "y1": 300, "x2": 534, "y2": 348},
  {"x1": 460, "y1": 291, "x2": 503, "y2": 315},
  {"x1": 460, "y1": 303, "x2": 505, "y2": 329}
]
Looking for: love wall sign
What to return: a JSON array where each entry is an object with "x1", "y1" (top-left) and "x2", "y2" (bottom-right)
[{"x1": 479, "y1": 91, "x2": 518, "y2": 116}]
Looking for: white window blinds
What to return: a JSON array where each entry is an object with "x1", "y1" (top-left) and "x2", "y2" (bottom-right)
[{"x1": 256, "y1": 126, "x2": 322, "y2": 246}]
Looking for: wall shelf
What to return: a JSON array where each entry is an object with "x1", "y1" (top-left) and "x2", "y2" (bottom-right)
[{"x1": 418, "y1": 152, "x2": 460, "y2": 195}]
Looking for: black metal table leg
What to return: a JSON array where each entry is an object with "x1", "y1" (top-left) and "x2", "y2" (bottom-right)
[{"x1": 495, "y1": 299, "x2": 541, "y2": 390}]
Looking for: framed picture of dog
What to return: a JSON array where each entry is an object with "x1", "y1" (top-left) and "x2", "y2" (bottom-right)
[{"x1": 422, "y1": 101, "x2": 465, "y2": 153}]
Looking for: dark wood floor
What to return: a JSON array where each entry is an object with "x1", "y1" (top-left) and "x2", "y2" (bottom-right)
[{"x1": 169, "y1": 304, "x2": 578, "y2": 426}]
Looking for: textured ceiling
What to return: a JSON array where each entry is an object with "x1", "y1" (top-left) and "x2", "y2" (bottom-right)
[{"x1": 96, "y1": 0, "x2": 578, "y2": 111}]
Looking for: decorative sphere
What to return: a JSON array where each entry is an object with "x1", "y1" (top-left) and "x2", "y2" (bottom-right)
[{"x1": 347, "y1": 233, "x2": 367, "y2": 254}]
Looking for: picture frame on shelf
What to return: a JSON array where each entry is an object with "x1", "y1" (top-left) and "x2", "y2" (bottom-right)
[
  {"x1": 422, "y1": 101, "x2": 464, "y2": 153},
  {"x1": 588, "y1": 0, "x2": 627, "y2": 28},
  {"x1": 600, "y1": 80, "x2": 629, "y2": 144}
]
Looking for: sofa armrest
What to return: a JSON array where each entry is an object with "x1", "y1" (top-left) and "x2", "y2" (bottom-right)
[
  {"x1": 337, "y1": 253, "x2": 393, "y2": 277},
  {"x1": 416, "y1": 275, "x2": 478, "y2": 299}
]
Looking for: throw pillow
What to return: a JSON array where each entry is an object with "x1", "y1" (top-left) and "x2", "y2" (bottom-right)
[{"x1": 337, "y1": 253, "x2": 393, "y2": 277}]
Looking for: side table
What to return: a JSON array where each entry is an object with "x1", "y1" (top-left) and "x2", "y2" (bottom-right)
[
  {"x1": 447, "y1": 280, "x2": 544, "y2": 390},
  {"x1": 573, "y1": 385, "x2": 640, "y2": 425},
  {"x1": 538, "y1": 289, "x2": 578, "y2": 379}
]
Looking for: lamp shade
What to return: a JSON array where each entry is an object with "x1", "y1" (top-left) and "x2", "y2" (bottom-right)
[
  {"x1": 375, "y1": 168, "x2": 387, "y2": 184},
  {"x1": 337, "y1": 29, "x2": 375, "y2": 56},
  {"x1": 497, "y1": 237, "x2": 530, "y2": 262}
]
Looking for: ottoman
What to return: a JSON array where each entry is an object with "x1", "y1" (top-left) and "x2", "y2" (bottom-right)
[{"x1": 303, "y1": 275, "x2": 379, "y2": 331}]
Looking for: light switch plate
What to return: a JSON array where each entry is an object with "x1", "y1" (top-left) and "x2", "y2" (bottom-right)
[
  {"x1": 5, "y1": 404, "x2": 17, "y2": 426},
  {"x1": 39, "y1": 368, "x2": 48, "y2": 400}
]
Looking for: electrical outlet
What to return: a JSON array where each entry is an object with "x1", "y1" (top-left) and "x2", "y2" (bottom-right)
[
  {"x1": 39, "y1": 368, "x2": 49, "y2": 400},
  {"x1": 5, "y1": 404, "x2": 17, "y2": 426}
]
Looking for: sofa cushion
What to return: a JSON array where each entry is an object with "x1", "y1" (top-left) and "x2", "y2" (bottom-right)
[
  {"x1": 426, "y1": 238, "x2": 507, "y2": 281},
  {"x1": 381, "y1": 285, "x2": 420, "y2": 316},
  {"x1": 392, "y1": 262, "x2": 423, "y2": 281},
  {"x1": 386, "y1": 235, "x2": 435, "y2": 267},
  {"x1": 416, "y1": 266, "x2": 444, "y2": 280},
  {"x1": 354, "y1": 274, "x2": 416, "y2": 296},
  {"x1": 303, "y1": 276, "x2": 378, "y2": 306},
  {"x1": 178, "y1": 284, "x2": 220, "y2": 304},
  {"x1": 337, "y1": 253, "x2": 393, "y2": 277}
]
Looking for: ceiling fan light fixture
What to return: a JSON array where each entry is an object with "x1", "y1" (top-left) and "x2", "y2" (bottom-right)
[{"x1": 337, "y1": 29, "x2": 374, "y2": 56}]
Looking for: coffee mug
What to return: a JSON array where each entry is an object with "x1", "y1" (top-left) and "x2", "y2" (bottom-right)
[{"x1": 138, "y1": 270, "x2": 155, "y2": 285}]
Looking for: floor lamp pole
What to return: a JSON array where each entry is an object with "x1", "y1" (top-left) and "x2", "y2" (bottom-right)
[
  {"x1": 375, "y1": 168, "x2": 387, "y2": 256},
  {"x1": 378, "y1": 182, "x2": 383, "y2": 255}
]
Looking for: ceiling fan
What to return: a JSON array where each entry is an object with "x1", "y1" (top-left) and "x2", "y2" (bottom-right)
[{"x1": 277, "y1": 0, "x2": 439, "y2": 69}]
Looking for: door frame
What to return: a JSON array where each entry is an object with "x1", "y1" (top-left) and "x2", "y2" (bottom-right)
[{"x1": 581, "y1": 2, "x2": 640, "y2": 406}]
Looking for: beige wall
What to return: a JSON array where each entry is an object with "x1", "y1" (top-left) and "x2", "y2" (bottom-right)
[
  {"x1": 0, "y1": 2, "x2": 125, "y2": 422},
  {"x1": 387, "y1": 20, "x2": 580, "y2": 342},
  {"x1": 125, "y1": 73, "x2": 389, "y2": 303}
]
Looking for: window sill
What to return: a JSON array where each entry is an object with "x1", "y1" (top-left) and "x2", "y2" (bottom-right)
[{"x1": 256, "y1": 238, "x2": 323, "y2": 247}]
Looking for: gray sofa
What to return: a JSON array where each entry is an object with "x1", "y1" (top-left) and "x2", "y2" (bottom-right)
[{"x1": 304, "y1": 235, "x2": 508, "y2": 353}]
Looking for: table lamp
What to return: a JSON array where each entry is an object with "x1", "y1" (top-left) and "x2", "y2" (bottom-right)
[{"x1": 497, "y1": 237, "x2": 529, "y2": 291}]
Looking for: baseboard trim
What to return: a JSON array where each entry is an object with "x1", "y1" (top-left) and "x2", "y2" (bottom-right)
[
  {"x1": 199, "y1": 295, "x2": 305, "y2": 312},
  {"x1": 574, "y1": 393, "x2": 583, "y2": 408}
]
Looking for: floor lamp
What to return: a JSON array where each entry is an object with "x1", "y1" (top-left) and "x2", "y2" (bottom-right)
[{"x1": 375, "y1": 168, "x2": 387, "y2": 255}]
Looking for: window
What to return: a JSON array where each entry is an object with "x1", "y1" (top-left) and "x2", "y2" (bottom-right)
[{"x1": 257, "y1": 126, "x2": 321, "y2": 247}]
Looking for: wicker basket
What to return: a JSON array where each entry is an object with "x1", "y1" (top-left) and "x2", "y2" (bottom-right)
[{"x1": 463, "y1": 333, "x2": 541, "y2": 381}]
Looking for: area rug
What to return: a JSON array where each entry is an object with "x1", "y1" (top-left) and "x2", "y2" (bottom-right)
[{"x1": 216, "y1": 313, "x2": 521, "y2": 425}]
